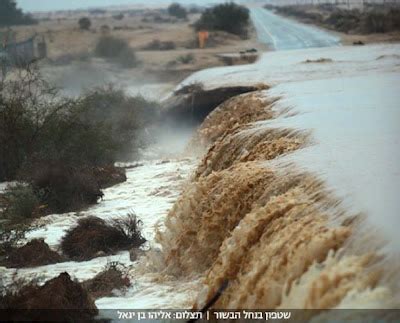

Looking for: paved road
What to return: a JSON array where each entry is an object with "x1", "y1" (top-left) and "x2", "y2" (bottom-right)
[{"x1": 250, "y1": 7, "x2": 340, "y2": 50}]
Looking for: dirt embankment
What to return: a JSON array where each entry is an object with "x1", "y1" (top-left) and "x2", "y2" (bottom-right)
[
  {"x1": 157, "y1": 87, "x2": 398, "y2": 314},
  {"x1": 0, "y1": 273, "x2": 98, "y2": 321},
  {"x1": 163, "y1": 84, "x2": 269, "y2": 127}
]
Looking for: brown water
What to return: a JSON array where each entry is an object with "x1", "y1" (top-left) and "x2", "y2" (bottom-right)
[{"x1": 157, "y1": 89, "x2": 399, "y2": 314}]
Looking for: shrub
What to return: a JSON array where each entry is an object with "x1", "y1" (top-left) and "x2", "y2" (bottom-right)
[
  {"x1": 168, "y1": 3, "x2": 187, "y2": 19},
  {"x1": 142, "y1": 39, "x2": 176, "y2": 50},
  {"x1": 78, "y1": 17, "x2": 91, "y2": 30},
  {"x1": 2, "y1": 184, "x2": 39, "y2": 220},
  {"x1": 0, "y1": 273, "x2": 98, "y2": 321},
  {"x1": 272, "y1": 5, "x2": 323, "y2": 23},
  {"x1": 27, "y1": 162, "x2": 103, "y2": 213},
  {"x1": 79, "y1": 86, "x2": 159, "y2": 160},
  {"x1": 324, "y1": 10, "x2": 360, "y2": 33},
  {"x1": 0, "y1": 0, "x2": 36, "y2": 27},
  {"x1": 93, "y1": 165, "x2": 127, "y2": 189},
  {"x1": 0, "y1": 67, "x2": 157, "y2": 216},
  {"x1": 0, "y1": 68, "x2": 153, "y2": 182},
  {"x1": 0, "y1": 223, "x2": 30, "y2": 259},
  {"x1": 61, "y1": 214, "x2": 146, "y2": 260},
  {"x1": 100, "y1": 24, "x2": 111, "y2": 34},
  {"x1": 177, "y1": 53, "x2": 195, "y2": 64},
  {"x1": 116, "y1": 46, "x2": 137, "y2": 68},
  {"x1": 94, "y1": 36, "x2": 137, "y2": 68},
  {"x1": 113, "y1": 13, "x2": 125, "y2": 20},
  {"x1": 82, "y1": 262, "x2": 130, "y2": 299},
  {"x1": 1, "y1": 238, "x2": 64, "y2": 268},
  {"x1": 195, "y1": 3, "x2": 250, "y2": 37},
  {"x1": 0, "y1": 67, "x2": 114, "y2": 181},
  {"x1": 360, "y1": 11, "x2": 386, "y2": 33}
]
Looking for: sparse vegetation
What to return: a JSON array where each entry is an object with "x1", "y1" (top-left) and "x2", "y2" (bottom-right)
[
  {"x1": 78, "y1": 17, "x2": 91, "y2": 30},
  {"x1": 113, "y1": 13, "x2": 125, "y2": 20},
  {"x1": 82, "y1": 262, "x2": 130, "y2": 299},
  {"x1": 2, "y1": 184, "x2": 40, "y2": 220},
  {"x1": 267, "y1": 4, "x2": 400, "y2": 34},
  {"x1": 61, "y1": 214, "x2": 146, "y2": 261},
  {"x1": 142, "y1": 39, "x2": 177, "y2": 51},
  {"x1": 0, "y1": 67, "x2": 158, "y2": 217},
  {"x1": 94, "y1": 36, "x2": 137, "y2": 68},
  {"x1": 168, "y1": 3, "x2": 188, "y2": 19},
  {"x1": 177, "y1": 53, "x2": 195, "y2": 64},
  {"x1": 79, "y1": 86, "x2": 160, "y2": 160},
  {"x1": 195, "y1": 3, "x2": 250, "y2": 37}
]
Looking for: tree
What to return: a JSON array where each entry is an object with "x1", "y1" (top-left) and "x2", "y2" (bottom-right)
[
  {"x1": 0, "y1": 0, "x2": 36, "y2": 27},
  {"x1": 168, "y1": 3, "x2": 187, "y2": 19},
  {"x1": 195, "y1": 3, "x2": 250, "y2": 37},
  {"x1": 78, "y1": 17, "x2": 91, "y2": 30}
]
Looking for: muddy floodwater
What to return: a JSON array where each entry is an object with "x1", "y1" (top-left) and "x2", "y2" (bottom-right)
[{"x1": 1, "y1": 153, "x2": 201, "y2": 314}]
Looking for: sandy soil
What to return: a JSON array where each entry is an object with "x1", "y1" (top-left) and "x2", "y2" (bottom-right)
[
  {"x1": 336, "y1": 30, "x2": 400, "y2": 46},
  {"x1": 3, "y1": 9, "x2": 262, "y2": 90}
]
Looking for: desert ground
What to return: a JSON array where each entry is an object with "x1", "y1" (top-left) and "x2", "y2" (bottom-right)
[{"x1": 3, "y1": 8, "x2": 263, "y2": 97}]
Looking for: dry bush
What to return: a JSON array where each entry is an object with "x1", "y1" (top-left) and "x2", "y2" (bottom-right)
[
  {"x1": 61, "y1": 214, "x2": 146, "y2": 261},
  {"x1": 28, "y1": 162, "x2": 103, "y2": 213},
  {"x1": 142, "y1": 39, "x2": 176, "y2": 51},
  {"x1": 93, "y1": 165, "x2": 127, "y2": 189},
  {"x1": 94, "y1": 36, "x2": 137, "y2": 68},
  {"x1": 0, "y1": 272, "x2": 97, "y2": 321},
  {"x1": 82, "y1": 262, "x2": 130, "y2": 299},
  {"x1": 1, "y1": 238, "x2": 64, "y2": 268}
]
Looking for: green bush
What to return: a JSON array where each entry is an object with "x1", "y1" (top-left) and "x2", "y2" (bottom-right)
[
  {"x1": 0, "y1": 68, "x2": 157, "y2": 182},
  {"x1": 168, "y1": 3, "x2": 187, "y2": 19},
  {"x1": 0, "y1": 0, "x2": 36, "y2": 27},
  {"x1": 94, "y1": 36, "x2": 137, "y2": 68},
  {"x1": 0, "y1": 67, "x2": 161, "y2": 215},
  {"x1": 194, "y1": 3, "x2": 250, "y2": 37},
  {"x1": 177, "y1": 53, "x2": 195, "y2": 64},
  {"x1": 79, "y1": 86, "x2": 159, "y2": 160},
  {"x1": 2, "y1": 184, "x2": 39, "y2": 220},
  {"x1": 113, "y1": 13, "x2": 124, "y2": 20},
  {"x1": 273, "y1": 4, "x2": 400, "y2": 34},
  {"x1": 78, "y1": 17, "x2": 91, "y2": 30}
]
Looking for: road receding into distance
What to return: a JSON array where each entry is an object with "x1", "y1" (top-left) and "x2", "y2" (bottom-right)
[{"x1": 250, "y1": 7, "x2": 340, "y2": 50}]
